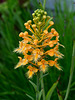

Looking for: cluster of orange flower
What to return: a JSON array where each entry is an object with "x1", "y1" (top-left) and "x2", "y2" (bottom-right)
[{"x1": 14, "y1": 9, "x2": 64, "y2": 78}]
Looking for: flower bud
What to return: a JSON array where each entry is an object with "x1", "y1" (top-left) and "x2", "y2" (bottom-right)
[
  {"x1": 19, "y1": 32, "x2": 24, "y2": 37},
  {"x1": 51, "y1": 28, "x2": 55, "y2": 33},
  {"x1": 49, "y1": 21, "x2": 54, "y2": 25},
  {"x1": 44, "y1": 11, "x2": 47, "y2": 15},
  {"x1": 54, "y1": 31, "x2": 58, "y2": 36},
  {"x1": 32, "y1": 24, "x2": 36, "y2": 28},
  {"x1": 47, "y1": 16, "x2": 50, "y2": 19},
  {"x1": 27, "y1": 20, "x2": 32, "y2": 24},
  {"x1": 43, "y1": 15, "x2": 46, "y2": 19},
  {"x1": 24, "y1": 31, "x2": 28, "y2": 36},
  {"x1": 33, "y1": 18, "x2": 36, "y2": 22},
  {"x1": 34, "y1": 10, "x2": 37, "y2": 13},
  {"x1": 32, "y1": 13, "x2": 35, "y2": 17},
  {"x1": 44, "y1": 30, "x2": 48, "y2": 34},
  {"x1": 38, "y1": 14, "x2": 41, "y2": 17},
  {"x1": 24, "y1": 23, "x2": 29, "y2": 26},
  {"x1": 41, "y1": 10, "x2": 44, "y2": 14},
  {"x1": 34, "y1": 39, "x2": 38, "y2": 45},
  {"x1": 38, "y1": 22, "x2": 42, "y2": 25},
  {"x1": 36, "y1": 17, "x2": 39, "y2": 21},
  {"x1": 36, "y1": 13, "x2": 38, "y2": 16}
]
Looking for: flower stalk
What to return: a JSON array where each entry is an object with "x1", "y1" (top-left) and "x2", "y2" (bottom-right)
[
  {"x1": 40, "y1": 72, "x2": 45, "y2": 100},
  {"x1": 36, "y1": 72, "x2": 40, "y2": 100}
]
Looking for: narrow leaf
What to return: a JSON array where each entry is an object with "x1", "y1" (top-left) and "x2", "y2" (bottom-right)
[
  {"x1": 0, "y1": 92, "x2": 15, "y2": 95},
  {"x1": 29, "y1": 80, "x2": 37, "y2": 91},
  {"x1": 45, "y1": 81, "x2": 58, "y2": 100},
  {"x1": 58, "y1": 94, "x2": 63, "y2": 100},
  {"x1": 39, "y1": 0, "x2": 43, "y2": 9},
  {"x1": 26, "y1": 94, "x2": 34, "y2": 100},
  {"x1": 71, "y1": 82, "x2": 75, "y2": 88},
  {"x1": 57, "y1": 88, "x2": 63, "y2": 100},
  {"x1": 39, "y1": 73, "x2": 49, "y2": 81},
  {"x1": 39, "y1": 89, "x2": 43, "y2": 100}
]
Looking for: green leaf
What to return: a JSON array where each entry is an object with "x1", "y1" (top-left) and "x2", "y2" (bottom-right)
[
  {"x1": 39, "y1": 89, "x2": 43, "y2": 100},
  {"x1": 0, "y1": 92, "x2": 15, "y2": 95},
  {"x1": 39, "y1": 73, "x2": 49, "y2": 81},
  {"x1": 0, "y1": 2, "x2": 8, "y2": 12},
  {"x1": 29, "y1": 80, "x2": 37, "y2": 91},
  {"x1": 26, "y1": 94, "x2": 34, "y2": 100},
  {"x1": 58, "y1": 94, "x2": 63, "y2": 100},
  {"x1": 39, "y1": 0, "x2": 43, "y2": 10},
  {"x1": 45, "y1": 81, "x2": 58, "y2": 100},
  {"x1": 71, "y1": 82, "x2": 75, "y2": 88}
]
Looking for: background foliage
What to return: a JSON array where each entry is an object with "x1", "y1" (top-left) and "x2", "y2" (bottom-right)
[{"x1": 0, "y1": 0, "x2": 75, "y2": 100}]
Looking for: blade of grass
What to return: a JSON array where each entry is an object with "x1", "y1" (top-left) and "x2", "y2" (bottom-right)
[{"x1": 64, "y1": 40, "x2": 75, "y2": 100}]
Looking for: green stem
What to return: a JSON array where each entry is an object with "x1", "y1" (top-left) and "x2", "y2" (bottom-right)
[
  {"x1": 43, "y1": 0, "x2": 46, "y2": 10},
  {"x1": 64, "y1": 41, "x2": 75, "y2": 100},
  {"x1": 40, "y1": 72, "x2": 45, "y2": 100},
  {"x1": 36, "y1": 72, "x2": 39, "y2": 100}
]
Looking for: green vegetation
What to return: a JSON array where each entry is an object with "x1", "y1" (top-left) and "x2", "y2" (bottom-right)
[{"x1": 0, "y1": 0, "x2": 75, "y2": 100}]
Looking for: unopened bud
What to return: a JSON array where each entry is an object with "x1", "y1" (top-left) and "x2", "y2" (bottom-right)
[
  {"x1": 44, "y1": 11, "x2": 47, "y2": 15},
  {"x1": 54, "y1": 31, "x2": 58, "y2": 36},
  {"x1": 38, "y1": 22, "x2": 42, "y2": 25},
  {"x1": 49, "y1": 21, "x2": 54, "y2": 25},
  {"x1": 44, "y1": 30, "x2": 48, "y2": 34},
  {"x1": 34, "y1": 39, "x2": 38, "y2": 45},
  {"x1": 32, "y1": 24, "x2": 36, "y2": 28},
  {"x1": 38, "y1": 14, "x2": 41, "y2": 17},
  {"x1": 36, "y1": 17, "x2": 39, "y2": 21},
  {"x1": 33, "y1": 18, "x2": 36, "y2": 21},
  {"x1": 36, "y1": 13, "x2": 38, "y2": 16},
  {"x1": 51, "y1": 28, "x2": 55, "y2": 33},
  {"x1": 27, "y1": 20, "x2": 32, "y2": 24},
  {"x1": 24, "y1": 23, "x2": 29, "y2": 26},
  {"x1": 19, "y1": 32, "x2": 24, "y2": 37},
  {"x1": 47, "y1": 16, "x2": 50, "y2": 19},
  {"x1": 34, "y1": 10, "x2": 37, "y2": 13},
  {"x1": 24, "y1": 31, "x2": 28, "y2": 36},
  {"x1": 43, "y1": 15, "x2": 46, "y2": 19},
  {"x1": 41, "y1": 10, "x2": 44, "y2": 14},
  {"x1": 32, "y1": 13, "x2": 35, "y2": 17}
]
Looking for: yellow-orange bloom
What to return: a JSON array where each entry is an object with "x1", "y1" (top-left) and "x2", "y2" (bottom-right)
[
  {"x1": 27, "y1": 66, "x2": 38, "y2": 78},
  {"x1": 14, "y1": 9, "x2": 64, "y2": 78},
  {"x1": 48, "y1": 58, "x2": 61, "y2": 70},
  {"x1": 38, "y1": 59, "x2": 48, "y2": 72},
  {"x1": 32, "y1": 49, "x2": 43, "y2": 62}
]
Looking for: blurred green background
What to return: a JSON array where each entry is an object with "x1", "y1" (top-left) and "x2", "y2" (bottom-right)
[{"x1": 0, "y1": 0, "x2": 75, "y2": 100}]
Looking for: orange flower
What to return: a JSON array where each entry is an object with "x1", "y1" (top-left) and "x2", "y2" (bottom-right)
[
  {"x1": 48, "y1": 58, "x2": 61, "y2": 70},
  {"x1": 32, "y1": 49, "x2": 43, "y2": 62},
  {"x1": 38, "y1": 59, "x2": 48, "y2": 72},
  {"x1": 27, "y1": 66, "x2": 38, "y2": 78},
  {"x1": 33, "y1": 39, "x2": 38, "y2": 45},
  {"x1": 46, "y1": 49, "x2": 55, "y2": 56},
  {"x1": 15, "y1": 54, "x2": 33, "y2": 69},
  {"x1": 45, "y1": 45, "x2": 64, "y2": 58},
  {"x1": 19, "y1": 31, "x2": 28, "y2": 37},
  {"x1": 15, "y1": 56, "x2": 28, "y2": 69}
]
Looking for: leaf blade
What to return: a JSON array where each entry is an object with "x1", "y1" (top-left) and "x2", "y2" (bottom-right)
[
  {"x1": 45, "y1": 81, "x2": 58, "y2": 100},
  {"x1": 58, "y1": 94, "x2": 63, "y2": 100},
  {"x1": 29, "y1": 80, "x2": 37, "y2": 91},
  {"x1": 39, "y1": 89, "x2": 43, "y2": 100},
  {"x1": 26, "y1": 94, "x2": 34, "y2": 100}
]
